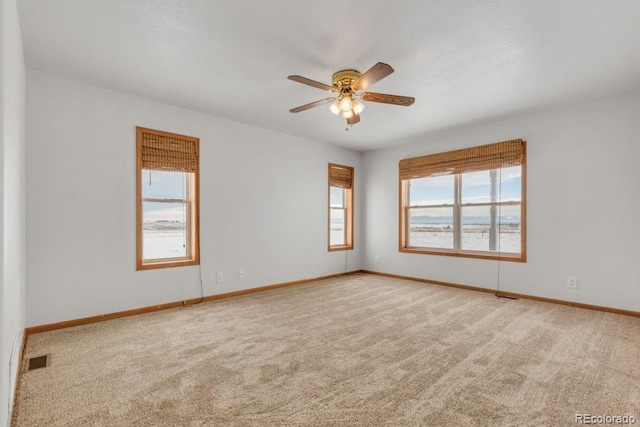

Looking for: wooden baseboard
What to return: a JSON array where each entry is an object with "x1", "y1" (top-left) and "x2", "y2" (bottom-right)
[
  {"x1": 362, "y1": 270, "x2": 640, "y2": 318},
  {"x1": 200, "y1": 270, "x2": 362, "y2": 303},
  {"x1": 25, "y1": 270, "x2": 362, "y2": 336},
  {"x1": 28, "y1": 269, "x2": 634, "y2": 335}
]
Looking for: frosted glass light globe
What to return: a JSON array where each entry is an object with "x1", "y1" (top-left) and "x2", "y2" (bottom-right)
[
  {"x1": 353, "y1": 99, "x2": 365, "y2": 115},
  {"x1": 329, "y1": 100, "x2": 341, "y2": 115},
  {"x1": 339, "y1": 96, "x2": 353, "y2": 112}
]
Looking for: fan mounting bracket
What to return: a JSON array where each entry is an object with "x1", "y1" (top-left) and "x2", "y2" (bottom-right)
[{"x1": 332, "y1": 69, "x2": 361, "y2": 92}]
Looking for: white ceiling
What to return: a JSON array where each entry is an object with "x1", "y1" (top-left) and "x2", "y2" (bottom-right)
[{"x1": 17, "y1": 0, "x2": 640, "y2": 151}]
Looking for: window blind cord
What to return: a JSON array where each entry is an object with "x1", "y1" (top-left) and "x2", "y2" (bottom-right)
[
  {"x1": 344, "y1": 246, "x2": 348, "y2": 275},
  {"x1": 197, "y1": 262, "x2": 204, "y2": 303},
  {"x1": 495, "y1": 168, "x2": 517, "y2": 300},
  {"x1": 182, "y1": 170, "x2": 204, "y2": 304},
  {"x1": 188, "y1": 172, "x2": 203, "y2": 303}
]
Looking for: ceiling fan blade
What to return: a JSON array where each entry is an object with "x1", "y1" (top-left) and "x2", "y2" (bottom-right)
[
  {"x1": 289, "y1": 97, "x2": 336, "y2": 113},
  {"x1": 346, "y1": 114, "x2": 361, "y2": 125},
  {"x1": 361, "y1": 92, "x2": 415, "y2": 106},
  {"x1": 288, "y1": 75, "x2": 337, "y2": 92},
  {"x1": 352, "y1": 62, "x2": 394, "y2": 91}
]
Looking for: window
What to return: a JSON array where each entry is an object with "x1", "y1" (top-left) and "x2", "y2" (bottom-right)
[
  {"x1": 136, "y1": 127, "x2": 200, "y2": 270},
  {"x1": 399, "y1": 139, "x2": 526, "y2": 261},
  {"x1": 328, "y1": 163, "x2": 354, "y2": 250}
]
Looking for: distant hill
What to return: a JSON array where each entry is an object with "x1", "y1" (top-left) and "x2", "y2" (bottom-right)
[
  {"x1": 143, "y1": 221, "x2": 186, "y2": 231},
  {"x1": 410, "y1": 215, "x2": 519, "y2": 225}
]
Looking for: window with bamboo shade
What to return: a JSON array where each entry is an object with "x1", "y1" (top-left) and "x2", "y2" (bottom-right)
[
  {"x1": 136, "y1": 127, "x2": 200, "y2": 270},
  {"x1": 399, "y1": 139, "x2": 526, "y2": 261},
  {"x1": 329, "y1": 163, "x2": 354, "y2": 251}
]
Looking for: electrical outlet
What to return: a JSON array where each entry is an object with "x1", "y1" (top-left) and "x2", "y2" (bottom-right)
[
  {"x1": 567, "y1": 276, "x2": 577, "y2": 289},
  {"x1": 375, "y1": 256, "x2": 380, "y2": 264},
  {"x1": 238, "y1": 269, "x2": 244, "y2": 279},
  {"x1": 216, "y1": 272, "x2": 223, "y2": 283}
]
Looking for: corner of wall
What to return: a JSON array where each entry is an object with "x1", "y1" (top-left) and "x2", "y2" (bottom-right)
[{"x1": 1, "y1": 0, "x2": 27, "y2": 424}]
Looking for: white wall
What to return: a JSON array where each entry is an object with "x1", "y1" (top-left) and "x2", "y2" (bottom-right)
[
  {"x1": 23, "y1": 55, "x2": 640, "y2": 334},
  {"x1": 0, "y1": 0, "x2": 26, "y2": 424},
  {"x1": 363, "y1": 92, "x2": 640, "y2": 312},
  {"x1": 25, "y1": 70, "x2": 362, "y2": 327}
]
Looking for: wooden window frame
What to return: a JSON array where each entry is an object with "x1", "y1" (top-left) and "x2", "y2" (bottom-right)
[
  {"x1": 328, "y1": 163, "x2": 354, "y2": 251},
  {"x1": 136, "y1": 127, "x2": 200, "y2": 270},
  {"x1": 399, "y1": 140, "x2": 526, "y2": 262}
]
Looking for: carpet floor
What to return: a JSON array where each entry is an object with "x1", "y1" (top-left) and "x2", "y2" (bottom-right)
[{"x1": 12, "y1": 274, "x2": 640, "y2": 426}]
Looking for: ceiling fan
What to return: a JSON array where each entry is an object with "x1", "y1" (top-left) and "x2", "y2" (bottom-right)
[{"x1": 288, "y1": 62, "x2": 415, "y2": 126}]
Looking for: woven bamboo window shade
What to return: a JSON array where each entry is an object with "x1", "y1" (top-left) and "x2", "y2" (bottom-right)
[
  {"x1": 399, "y1": 139, "x2": 525, "y2": 180},
  {"x1": 139, "y1": 128, "x2": 199, "y2": 173},
  {"x1": 329, "y1": 164, "x2": 353, "y2": 189}
]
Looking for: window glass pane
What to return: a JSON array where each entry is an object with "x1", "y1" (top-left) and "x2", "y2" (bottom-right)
[
  {"x1": 499, "y1": 166, "x2": 522, "y2": 202},
  {"x1": 461, "y1": 205, "x2": 521, "y2": 253},
  {"x1": 330, "y1": 186, "x2": 344, "y2": 208},
  {"x1": 407, "y1": 207, "x2": 454, "y2": 249},
  {"x1": 142, "y1": 170, "x2": 188, "y2": 200},
  {"x1": 461, "y1": 205, "x2": 492, "y2": 252},
  {"x1": 498, "y1": 204, "x2": 521, "y2": 253},
  {"x1": 143, "y1": 201, "x2": 188, "y2": 260},
  {"x1": 409, "y1": 175, "x2": 454, "y2": 206},
  {"x1": 461, "y1": 170, "x2": 491, "y2": 204},
  {"x1": 461, "y1": 167, "x2": 522, "y2": 204},
  {"x1": 330, "y1": 208, "x2": 345, "y2": 246}
]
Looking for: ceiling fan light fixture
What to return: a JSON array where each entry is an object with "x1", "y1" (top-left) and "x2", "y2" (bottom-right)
[
  {"x1": 341, "y1": 109, "x2": 354, "y2": 119},
  {"x1": 352, "y1": 99, "x2": 365, "y2": 115},
  {"x1": 288, "y1": 62, "x2": 414, "y2": 127},
  {"x1": 329, "y1": 100, "x2": 341, "y2": 115},
  {"x1": 339, "y1": 96, "x2": 353, "y2": 112}
]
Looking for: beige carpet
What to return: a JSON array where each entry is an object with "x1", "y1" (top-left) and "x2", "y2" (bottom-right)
[{"x1": 12, "y1": 274, "x2": 640, "y2": 426}]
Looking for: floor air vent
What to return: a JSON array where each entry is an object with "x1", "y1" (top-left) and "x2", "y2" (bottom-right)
[{"x1": 26, "y1": 354, "x2": 50, "y2": 371}]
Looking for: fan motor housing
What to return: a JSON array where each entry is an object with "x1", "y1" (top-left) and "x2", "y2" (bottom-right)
[{"x1": 332, "y1": 70, "x2": 361, "y2": 92}]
